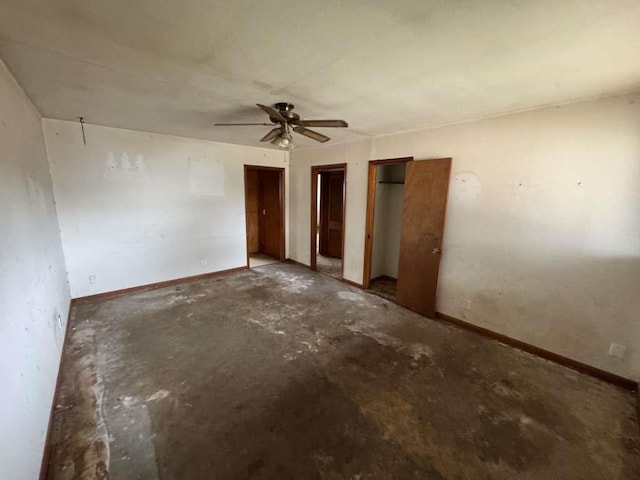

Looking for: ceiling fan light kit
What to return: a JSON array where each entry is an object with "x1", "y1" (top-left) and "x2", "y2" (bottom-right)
[
  {"x1": 272, "y1": 129, "x2": 294, "y2": 150},
  {"x1": 215, "y1": 103, "x2": 348, "y2": 149}
]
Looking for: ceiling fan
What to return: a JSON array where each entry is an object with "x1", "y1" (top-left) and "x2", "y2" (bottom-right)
[{"x1": 215, "y1": 103, "x2": 348, "y2": 150}]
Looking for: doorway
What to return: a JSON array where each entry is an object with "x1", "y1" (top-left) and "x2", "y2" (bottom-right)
[
  {"x1": 363, "y1": 157, "x2": 452, "y2": 318},
  {"x1": 244, "y1": 165, "x2": 285, "y2": 268},
  {"x1": 311, "y1": 164, "x2": 347, "y2": 280},
  {"x1": 364, "y1": 158, "x2": 411, "y2": 300}
]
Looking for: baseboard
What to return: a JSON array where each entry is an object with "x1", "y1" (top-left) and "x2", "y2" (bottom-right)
[
  {"x1": 39, "y1": 303, "x2": 74, "y2": 480},
  {"x1": 435, "y1": 312, "x2": 638, "y2": 392},
  {"x1": 72, "y1": 266, "x2": 249, "y2": 303}
]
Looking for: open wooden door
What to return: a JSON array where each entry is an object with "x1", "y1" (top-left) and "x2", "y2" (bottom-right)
[
  {"x1": 396, "y1": 158, "x2": 452, "y2": 318},
  {"x1": 319, "y1": 171, "x2": 345, "y2": 258}
]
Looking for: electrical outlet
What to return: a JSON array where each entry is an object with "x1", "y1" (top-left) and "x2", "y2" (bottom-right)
[
  {"x1": 89, "y1": 275, "x2": 96, "y2": 284},
  {"x1": 200, "y1": 258, "x2": 207, "y2": 266},
  {"x1": 608, "y1": 343, "x2": 626, "y2": 359},
  {"x1": 462, "y1": 299, "x2": 471, "y2": 309}
]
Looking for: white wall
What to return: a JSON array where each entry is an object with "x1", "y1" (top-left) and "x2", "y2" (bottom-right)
[
  {"x1": 0, "y1": 61, "x2": 70, "y2": 480},
  {"x1": 371, "y1": 184, "x2": 387, "y2": 279},
  {"x1": 371, "y1": 184, "x2": 405, "y2": 279},
  {"x1": 290, "y1": 93, "x2": 640, "y2": 381},
  {"x1": 371, "y1": 164, "x2": 405, "y2": 279},
  {"x1": 289, "y1": 140, "x2": 372, "y2": 281},
  {"x1": 44, "y1": 120, "x2": 287, "y2": 298}
]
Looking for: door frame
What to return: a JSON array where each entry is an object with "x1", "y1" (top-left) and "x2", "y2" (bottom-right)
[
  {"x1": 310, "y1": 163, "x2": 347, "y2": 276},
  {"x1": 243, "y1": 165, "x2": 286, "y2": 267},
  {"x1": 362, "y1": 157, "x2": 413, "y2": 289}
]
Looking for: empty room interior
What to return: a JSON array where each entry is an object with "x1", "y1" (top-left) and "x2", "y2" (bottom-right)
[{"x1": 2, "y1": 1, "x2": 640, "y2": 479}]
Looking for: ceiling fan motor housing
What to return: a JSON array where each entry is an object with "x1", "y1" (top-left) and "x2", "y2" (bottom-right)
[{"x1": 272, "y1": 103, "x2": 300, "y2": 125}]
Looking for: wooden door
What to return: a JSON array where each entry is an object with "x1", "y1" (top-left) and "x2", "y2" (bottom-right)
[
  {"x1": 396, "y1": 158, "x2": 452, "y2": 318},
  {"x1": 245, "y1": 169, "x2": 260, "y2": 254},
  {"x1": 319, "y1": 171, "x2": 344, "y2": 258},
  {"x1": 258, "y1": 170, "x2": 283, "y2": 259}
]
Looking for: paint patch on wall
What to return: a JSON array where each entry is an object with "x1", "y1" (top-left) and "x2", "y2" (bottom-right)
[
  {"x1": 103, "y1": 152, "x2": 149, "y2": 181},
  {"x1": 188, "y1": 156, "x2": 224, "y2": 196}
]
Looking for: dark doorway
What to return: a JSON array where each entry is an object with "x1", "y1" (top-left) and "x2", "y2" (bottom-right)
[
  {"x1": 319, "y1": 170, "x2": 345, "y2": 258},
  {"x1": 311, "y1": 164, "x2": 346, "y2": 280},
  {"x1": 244, "y1": 166, "x2": 285, "y2": 268}
]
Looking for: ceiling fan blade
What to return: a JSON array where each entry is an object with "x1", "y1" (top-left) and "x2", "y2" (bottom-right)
[
  {"x1": 214, "y1": 123, "x2": 274, "y2": 126},
  {"x1": 299, "y1": 119, "x2": 348, "y2": 128},
  {"x1": 294, "y1": 125, "x2": 330, "y2": 143},
  {"x1": 257, "y1": 104, "x2": 287, "y2": 123},
  {"x1": 260, "y1": 127, "x2": 281, "y2": 142}
]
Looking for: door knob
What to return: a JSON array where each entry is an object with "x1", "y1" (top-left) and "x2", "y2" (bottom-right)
[{"x1": 432, "y1": 248, "x2": 441, "y2": 254}]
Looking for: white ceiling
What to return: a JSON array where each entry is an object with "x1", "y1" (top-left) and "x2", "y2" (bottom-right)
[{"x1": 1, "y1": 0, "x2": 640, "y2": 149}]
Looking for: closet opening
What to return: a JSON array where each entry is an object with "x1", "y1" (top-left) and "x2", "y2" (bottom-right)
[
  {"x1": 364, "y1": 160, "x2": 409, "y2": 300},
  {"x1": 363, "y1": 156, "x2": 452, "y2": 318}
]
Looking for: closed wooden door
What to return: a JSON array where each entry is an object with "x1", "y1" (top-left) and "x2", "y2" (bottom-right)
[
  {"x1": 258, "y1": 170, "x2": 283, "y2": 259},
  {"x1": 245, "y1": 170, "x2": 260, "y2": 254},
  {"x1": 319, "y1": 171, "x2": 345, "y2": 258},
  {"x1": 396, "y1": 158, "x2": 452, "y2": 318}
]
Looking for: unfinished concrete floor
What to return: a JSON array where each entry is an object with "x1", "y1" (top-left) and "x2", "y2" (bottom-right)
[
  {"x1": 48, "y1": 263, "x2": 640, "y2": 479},
  {"x1": 316, "y1": 253, "x2": 342, "y2": 280},
  {"x1": 368, "y1": 276, "x2": 398, "y2": 302}
]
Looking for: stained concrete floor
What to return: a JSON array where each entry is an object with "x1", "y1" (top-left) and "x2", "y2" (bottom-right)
[
  {"x1": 316, "y1": 253, "x2": 342, "y2": 280},
  {"x1": 48, "y1": 263, "x2": 640, "y2": 479},
  {"x1": 368, "y1": 276, "x2": 398, "y2": 302}
]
